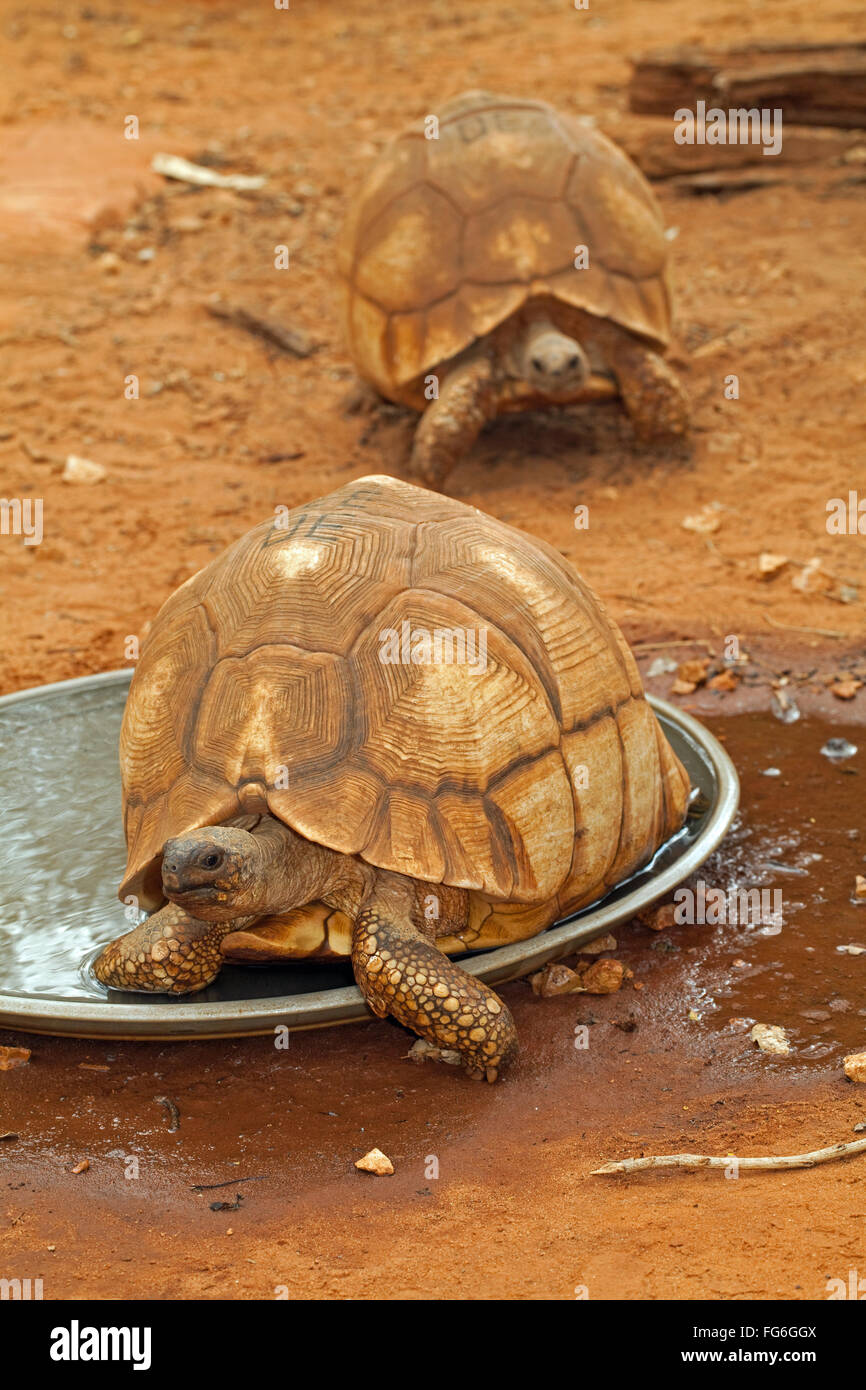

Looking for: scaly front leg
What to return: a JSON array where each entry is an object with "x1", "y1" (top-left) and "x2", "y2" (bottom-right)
[
  {"x1": 409, "y1": 352, "x2": 499, "y2": 491},
  {"x1": 351, "y1": 872, "x2": 517, "y2": 1082},
  {"x1": 587, "y1": 318, "x2": 689, "y2": 443},
  {"x1": 94, "y1": 902, "x2": 255, "y2": 994}
]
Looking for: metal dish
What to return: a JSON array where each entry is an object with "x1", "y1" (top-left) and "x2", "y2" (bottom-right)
[{"x1": 0, "y1": 670, "x2": 738, "y2": 1039}]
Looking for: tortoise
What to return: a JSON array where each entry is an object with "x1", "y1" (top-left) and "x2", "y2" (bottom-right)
[
  {"x1": 339, "y1": 90, "x2": 688, "y2": 489},
  {"x1": 94, "y1": 474, "x2": 690, "y2": 1080}
]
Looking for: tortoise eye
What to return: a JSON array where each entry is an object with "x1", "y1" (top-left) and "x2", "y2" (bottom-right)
[{"x1": 202, "y1": 852, "x2": 222, "y2": 870}]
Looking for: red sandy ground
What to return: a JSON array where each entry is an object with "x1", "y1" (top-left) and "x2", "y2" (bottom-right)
[{"x1": 0, "y1": 0, "x2": 864, "y2": 1301}]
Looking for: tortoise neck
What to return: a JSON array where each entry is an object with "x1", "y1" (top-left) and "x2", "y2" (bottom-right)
[{"x1": 244, "y1": 815, "x2": 364, "y2": 918}]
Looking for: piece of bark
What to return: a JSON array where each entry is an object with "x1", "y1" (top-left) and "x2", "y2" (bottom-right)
[
  {"x1": 629, "y1": 42, "x2": 866, "y2": 129},
  {"x1": 606, "y1": 116, "x2": 865, "y2": 180}
]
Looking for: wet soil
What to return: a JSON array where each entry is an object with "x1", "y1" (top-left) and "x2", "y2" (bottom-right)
[{"x1": 0, "y1": 0, "x2": 865, "y2": 1301}]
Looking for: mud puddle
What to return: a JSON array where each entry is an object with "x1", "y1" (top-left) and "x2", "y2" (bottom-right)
[{"x1": 653, "y1": 712, "x2": 865, "y2": 1064}]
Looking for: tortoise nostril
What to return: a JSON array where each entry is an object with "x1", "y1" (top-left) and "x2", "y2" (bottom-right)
[
  {"x1": 530, "y1": 357, "x2": 545, "y2": 373},
  {"x1": 567, "y1": 355, "x2": 580, "y2": 370}
]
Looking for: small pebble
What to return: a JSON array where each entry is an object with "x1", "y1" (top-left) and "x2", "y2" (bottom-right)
[
  {"x1": 579, "y1": 958, "x2": 628, "y2": 995},
  {"x1": 831, "y1": 679, "x2": 863, "y2": 701},
  {"x1": 530, "y1": 962, "x2": 582, "y2": 997},
  {"x1": 677, "y1": 657, "x2": 711, "y2": 685},
  {"x1": 647, "y1": 656, "x2": 677, "y2": 677},
  {"x1": 644, "y1": 903, "x2": 675, "y2": 932},
  {"x1": 758, "y1": 552, "x2": 789, "y2": 578},
  {"x1": 843, "y1": 1052, "x2": 866, "y2": 1083},
  {"x1": 0, "y1": 1045, "x2": 31, "y2": 1070},
  {"x1": 406, "y1": 1038, "x2": 460, "y2": 1067},
  {"x1": 577, "y1": 933, "x2": 617, "y2": 955},
  {"x1": 750, "y1": 1023, "x2": 791, "y2": 1055},
  {"x1": 355, "y1": 1147, "x2": 394, "y2": 1176},
  {"x1": 762, "y1": 767, "x2": 782, "y2": 777},
  {"x1": 708, "y1": 669, "x2": 738, "y2": 693},
  {"x1": 63, "y1": 454, "x2": 106, "y2": 485}
]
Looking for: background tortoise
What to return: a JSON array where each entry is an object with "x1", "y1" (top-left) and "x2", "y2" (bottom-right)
[
  {"x1": 95, "y1": 475, "x2": 690, "y2": 1079},
  {"x1": 339, "y1": 90, "x2": 688, "y2": 488}
]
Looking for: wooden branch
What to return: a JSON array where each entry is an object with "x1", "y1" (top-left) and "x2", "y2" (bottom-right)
[
  {"x1": 593, "y1": 1135, "x2": 866, "y2": 1175},
  {"x1": 204, "y1": 299, "x2": 317, "y2": 358},
  {"x1": 630, "y1": 42, "x2": 866, "y2": 129},
  {"x1": 602, "y1": 115, "x2": 864, "y2": 181}
]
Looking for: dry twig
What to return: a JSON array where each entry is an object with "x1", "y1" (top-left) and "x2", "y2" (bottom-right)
[
  {"x1": 593, "y1": 1135, "x2": 866, "y2": 1175},
  {"x1": 205, "y1": 299, "x2": 316, "y2": 357},
  {"x1": 763, "y1": 612, "x2": 845, "y2": 639}
]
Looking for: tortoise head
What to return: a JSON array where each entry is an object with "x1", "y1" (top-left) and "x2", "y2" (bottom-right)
[
  {"x1": 161, "y1": 826, "x2": 261, "y2": 921},
  {"x1": 521, "y1": 321, "x2": 589, "y2": 398}
]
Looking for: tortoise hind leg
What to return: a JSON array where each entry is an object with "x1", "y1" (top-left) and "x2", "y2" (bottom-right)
[{"x1": 352, "y1": 871, "x2": 517, "y2": 1081}]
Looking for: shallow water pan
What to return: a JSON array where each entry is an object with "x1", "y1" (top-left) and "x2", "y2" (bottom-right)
[{"x1": 0, "y1": 670, "x2": 739, "y2": 1039}]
